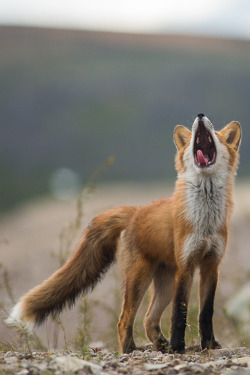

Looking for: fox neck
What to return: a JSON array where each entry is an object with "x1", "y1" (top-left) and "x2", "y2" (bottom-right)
[{"x1": 180, "y1": 167, "x2": 233, "y2": 236}]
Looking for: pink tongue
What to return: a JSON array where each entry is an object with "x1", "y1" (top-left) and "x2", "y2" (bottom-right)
[{"x1": 197, "y1": 150, "x2": 209, "y2": 166}]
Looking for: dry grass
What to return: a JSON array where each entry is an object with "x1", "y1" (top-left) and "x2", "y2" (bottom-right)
[{"x1": 0, "y1": 179, "x2": 249, "y2": 352}]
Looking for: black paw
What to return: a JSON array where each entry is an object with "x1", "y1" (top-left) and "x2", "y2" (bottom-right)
[
  {"x1": 154, "y1": 337, "x2": 169, "y2": 353},
  {"x1": 123, "y1": 342, "x2": 137, "y2": 354},
  {"x1": 202, "y1": 339, "x2": 221, "y2": 350},
  {"x1": 125, "y1": 347, "x2": 136, "y2": 354},
  {"x1": 169, "y1": 342, "x2": 185, "y2": 354}
]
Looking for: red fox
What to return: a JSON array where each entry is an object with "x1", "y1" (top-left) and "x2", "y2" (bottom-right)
[{"x1": 7, "y1": 114, "x2": 241, "y2": 353}]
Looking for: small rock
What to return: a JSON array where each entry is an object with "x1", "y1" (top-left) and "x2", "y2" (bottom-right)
[
  {"x1": 21, "y1": 359, "x2": 29, "y2": 368},
  {"x1": 4, "y1": 351, "x2": 16, "y2": 358},
  {"x1": 16, "y1": 370, "x2": 29, "y2": 375},
  {"x1": 131, "y1": 350, "x2": 143, "y2": 356},
  {"x1": 32, "y1": 362, "x2": 48, "y2": 372},
  {"x1": 212, "y1": 348, "x2": 233, "y2": 358},
  {"x1": 119, "y1": 355, "x2": 129, "y2": 362},
  {"x1": 162, "y1": 356, "x2": 172, "y2": 363},
  {"x1": 103, "y1": 353, "x2": 114, "y2": 360},
  {"x1": 53, "y1": 356, "x2": 102, "y2": 375},
  {"x1": 174, "y1": 363, "x2": 189, "y2": 371},
  {"x1": 201, "y1": 363, "x2": 214, "y2": 371},
  {"x1": 5, "y1": 356, "x2": 18, "y2": 364},
  {"x1": 144, "y1": 363, "x2": 169, "y2": 371},
  {"x1": 171, "y1": 358, "x2": 181, "y2": 366},
  {"x1": 223, "y1": 369, "x2": 250, "y2": 375},
  {"x1": 118, "y1": 368, "x2": 129, "y2": 374},
  {"x1": 189, "y1": 364, "x2": 204, "y2": 374},
  {"x1": 232, "y1": 357, "x2": 250, "y2": 367},
  {"x1": 109, "y1": 360, "x2": 119, "y2": 368},
  {"x1": 212, "y1": 359, "x2": 228, "y2": 367}
]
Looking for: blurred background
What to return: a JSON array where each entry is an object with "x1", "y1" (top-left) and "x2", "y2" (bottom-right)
[
  {"x1": 1, "y1": 0, "x2": 250, "y2": 211},
  {"x1": 0, "y1": 0, "x2": 250, "y2": 350}
]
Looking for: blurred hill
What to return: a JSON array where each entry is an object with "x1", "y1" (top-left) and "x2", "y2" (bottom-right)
[{"x1": 0, "y1": 26, "x2": 249, "y2": 212}]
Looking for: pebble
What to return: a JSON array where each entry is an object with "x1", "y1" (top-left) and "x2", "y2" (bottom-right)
[
  {"x1": 174, "y1": 363, "x2": 189, "y2": 371},
  {"x1": 54, "y1": 356, "x2": 102, "y2": 374},
  {"x1": 232, "y1": 357, "x2": 250, "y2": 366},
  {"x1": 1, "y1": 346, "x2": 250, "y2": 374},
  {"x1": 5, "y1": 355, "x2": 18, "y2": 364},
  {"x1": 16, "y1": 370, "x2": 29, "y2": 375},
  {"x1": 144, "y1": 362, "x2": 170, "y2": 371}
]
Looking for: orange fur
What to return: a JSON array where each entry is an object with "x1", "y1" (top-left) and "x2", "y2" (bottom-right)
[{"x1": 7, "y1": 116, "x2": 241, "y2": 353}]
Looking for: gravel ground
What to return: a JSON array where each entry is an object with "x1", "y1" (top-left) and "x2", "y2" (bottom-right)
[{"x1": 1, "y1": 347, "x2": 250, "y2": 375}]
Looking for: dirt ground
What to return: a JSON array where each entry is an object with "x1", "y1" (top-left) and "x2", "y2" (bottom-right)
[{"x1": 1, "y1": 181, "x2": 250, "y2": 350}]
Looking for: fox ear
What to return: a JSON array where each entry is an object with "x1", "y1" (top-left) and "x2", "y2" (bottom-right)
[
  {"x1": 221, "y1": 121, "x2": 241, "y2": 151},
  {"x1": 174, "y1": 125, "x2": 191, "y2": 150}
]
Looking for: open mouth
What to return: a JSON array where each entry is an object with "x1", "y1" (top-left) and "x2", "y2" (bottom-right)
[{"x1": 194, "y1": 120, "x2": 216, "y2": 168}]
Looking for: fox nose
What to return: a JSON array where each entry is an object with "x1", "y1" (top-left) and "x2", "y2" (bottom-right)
[{"x1": 197, "y1": 113, "x2": 205, "y2": 119}]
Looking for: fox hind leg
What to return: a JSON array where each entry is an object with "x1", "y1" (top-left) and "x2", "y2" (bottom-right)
[
  {"x1": 144, "y1": 263, "x2": 176, "y2": 353},
  {"x1": 118, "y1": 256, "x2": 156, "y2": 353}
]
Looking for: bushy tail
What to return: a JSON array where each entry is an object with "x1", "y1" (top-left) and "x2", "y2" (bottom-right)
[{"x1": 7, "y1": 206, "x2": 136, "y2": 326}]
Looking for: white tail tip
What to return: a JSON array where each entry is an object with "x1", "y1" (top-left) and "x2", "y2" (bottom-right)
[{"x1": 5, "y1": 302, "x2": 34, "y2": 331}]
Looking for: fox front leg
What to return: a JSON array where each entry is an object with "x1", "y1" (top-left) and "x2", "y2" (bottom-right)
[
  {"x1": 170, "y1": 268, "x2": 194, "y2": 353},
  {"x1": 199, "y1": 255, "x2": 221, "y2": 350}
]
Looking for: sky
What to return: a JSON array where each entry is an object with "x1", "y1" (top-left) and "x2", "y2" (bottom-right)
[{"x1": 1, "y1": 0, "x2": 250, "y2": 39}]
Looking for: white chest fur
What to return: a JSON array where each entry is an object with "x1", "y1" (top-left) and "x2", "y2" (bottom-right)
[
  {"x1": 185, "y1": 175, "x2": 227, "y2": 236},
  {"x1": 182, "y1": 174, "x2": 228, "y2": 263}
]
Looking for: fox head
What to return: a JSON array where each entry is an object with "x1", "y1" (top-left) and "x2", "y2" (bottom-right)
[{"x1": 174, "y1": 114, "x2": 241, "y2": 177}]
